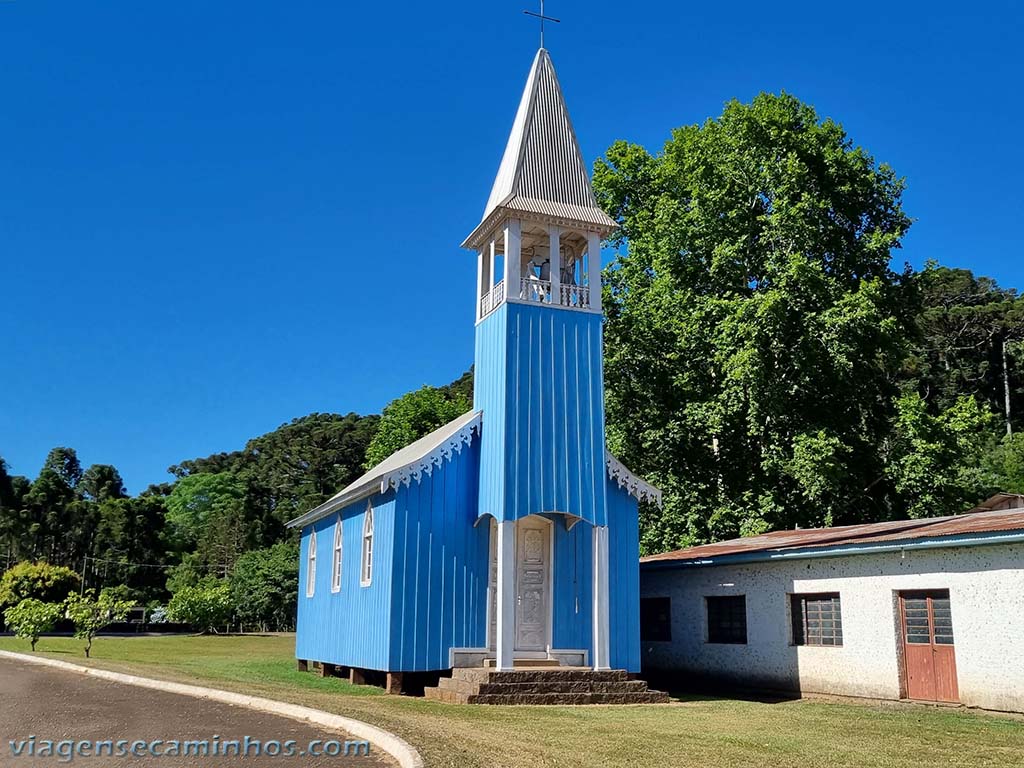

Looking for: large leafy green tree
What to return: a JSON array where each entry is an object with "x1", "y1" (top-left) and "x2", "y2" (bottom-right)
[
  {"x1": 364, "y1": 384, "x2": 472, "y2": 469},
  {"x1": 0, "y1": 561, "x2": 80, "y2": 611},
  {"x1": 230, "y1": 542, "x2": 299, "y2": 631},
  {"x1": 594, "y1": 92, "x2": 914, "y2": 552},
  {"x1": 885, "y1": 393, "x2": 997, "y2": 518}
]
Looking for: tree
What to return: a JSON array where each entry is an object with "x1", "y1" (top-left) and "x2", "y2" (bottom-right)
[
  {"x1": 0, "y1": 561, "x2": 80, "y2": 612},
  {"x1": 230, "y1": 542, "x2": 299, "y2": 631},
  {"x1": 90, "y1": 495, "x2": 168, "y2": 600},
  {"x1": 886, "y1": 393, "x2": 997, "y2": 518},
  {"x1": 0, "y1": 459, "x2": 31, "y2": 566},
  {"x1": 3, "y1": 598, "x2": 63, "y2": 651},
  {"x1": 166, "y1": 579, "x2": 234, "y2": 633},
  {"x1": 64, "y1": 588, "x2": 136, "y2": 658},
  {"x1": 78, "y1": 464, "x2": 127, "y2": 503},
  {"x1": 364, "y1": 385, "x2": 471, "y2": 468},
  {"x1": 42, "y1": 448, "x2": 83, "y2": 490},
  {"x1": 984, "y1": 433, "x2": 1024, "y2": 494},
  {"x1": 906, "y1": 265, "x2": 1024, "y2": 437},
  {"x1": 593, "y1": 92, "x2": 914, "y2": 551}
]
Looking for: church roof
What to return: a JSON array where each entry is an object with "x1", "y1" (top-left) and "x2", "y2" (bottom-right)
[
  {"x1": 287, "y1": 407, "x2": 662, "y2": 529},
  {"x1": 286, "y1": 410, "x2": 483, "y2": 529},
  {"x1": 462, "y1": 48, "x2": 617, "y2": 250}
]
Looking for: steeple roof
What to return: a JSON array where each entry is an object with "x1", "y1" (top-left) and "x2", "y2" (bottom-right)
[{"x1": 462, "y1": 48, "x2": 617, "y2": 249}]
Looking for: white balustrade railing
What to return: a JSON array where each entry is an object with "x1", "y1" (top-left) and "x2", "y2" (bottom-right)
[
  {"x1": 480, "y1": 279, "x2": 505, "y2": 318},
  {"x1": 560, "y1": 283, "x2": 591, "y2": 309},
  {"x1": 483, "y1": 277, "x2": 592, "y2": 314},
  {"x1": 520, "y1": 277, "x2": 552, "y2": 304}
]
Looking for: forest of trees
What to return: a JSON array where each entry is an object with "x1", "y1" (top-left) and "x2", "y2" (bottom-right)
[{"x1": 1, "y1": 94, "x2": 1022, "y2": 627}]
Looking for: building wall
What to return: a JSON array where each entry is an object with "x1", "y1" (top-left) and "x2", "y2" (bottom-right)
[
  {"x1": 607, "y1": 480, "x2": 641, "y2": 672},
  {"x1": 296, "y1": 491, "x2": 395, "y2": 671},
  {"x1": 388, "y1": 440, "x2": 490, "y2": 672},
  {"x1": 475, "y1": 301, "x2": 607, "y2": 526},
  {"x1": 640, "y1": 543, "x2": 1024, "y2": 712}
]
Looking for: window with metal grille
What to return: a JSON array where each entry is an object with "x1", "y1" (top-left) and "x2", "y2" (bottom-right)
[
  {"x1": 706, "y1": 595, "x2": 746, "y2": 644},
  {"x1": 903, "y1": 591, "x2": 954, "y2": 645},
  {"x1": 791, "y1": 593, "x2": 843, "y2": 646},
  {"x1": 360, "y1": 503, "x2": 374, "y2": 587},
  {"x1": 306, "y1": 530, "x2": 317, "y2": 598},
  {"x1": 640, "y1": 597, "x2": 672, "y2": 642},
  {"x1": 331, "y1": 517, "x2": 343, "y2": 594}
]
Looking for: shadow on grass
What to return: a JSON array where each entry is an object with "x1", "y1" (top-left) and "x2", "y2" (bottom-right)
[{"x1": 643, "y1": 671, "x2": 802, "y2": 705}]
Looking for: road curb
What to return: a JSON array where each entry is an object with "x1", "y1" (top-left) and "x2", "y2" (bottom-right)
[{"x1": 0, "y1": 650, "x2": 424, "y2": 768}]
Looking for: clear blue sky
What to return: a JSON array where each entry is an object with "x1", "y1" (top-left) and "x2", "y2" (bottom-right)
[{"x1": 2, "y1": 1, "x2": 1022, "y2": 493}]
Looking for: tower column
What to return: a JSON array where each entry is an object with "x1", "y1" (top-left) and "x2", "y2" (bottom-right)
[
  {"x1": 586, "y1": 231, "x2": 602, "y2": 312},
  {"x1": 592, "y1": 524, "x2": 611, "y2": 670},
  {"x1": 495, "y1": 519, "x2": 517, "y2": 671},
  {"x1": 548, "y1": 225, "x2": 561, "y2": 306},
  {"x1": 489, "y1": 237, "x2": 497, "y2": 291},
  {"x1": 504, "y1": 218, "x2": 521, "y2": 300},
  {"x1": 476, "y1": 249, "x2": 487, "y2": 322}
]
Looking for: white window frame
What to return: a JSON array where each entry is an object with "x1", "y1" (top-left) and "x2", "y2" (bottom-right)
[
  {"x1": 360, "y1": 503, "x2": 374, "y2": 587},
  {"x1": 331, "y1": 517, "x2": 343, "y2": 593},
  {"x1": 306, "y1": 529, "x2": 317, "y2": 598}
]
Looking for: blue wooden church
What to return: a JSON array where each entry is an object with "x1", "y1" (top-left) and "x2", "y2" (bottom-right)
[{"x1": 289, "y1": 47, "x2": 661, "y2": 698}]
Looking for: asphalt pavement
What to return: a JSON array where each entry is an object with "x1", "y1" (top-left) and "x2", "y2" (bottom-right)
[{"x1": 0, "y1": 657, "x2": 393, "y2": 767}]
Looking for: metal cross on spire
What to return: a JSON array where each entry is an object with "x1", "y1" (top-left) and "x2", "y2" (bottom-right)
[{"x1": 523, "y1": 0, "x2": 560, "y2": 49}]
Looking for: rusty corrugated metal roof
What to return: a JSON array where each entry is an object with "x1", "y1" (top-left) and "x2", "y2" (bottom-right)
[{"x1": 641, "y1": 493, "x2": 1024, "y2": 565}]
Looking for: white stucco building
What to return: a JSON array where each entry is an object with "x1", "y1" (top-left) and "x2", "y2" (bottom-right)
[{"x1": 639, "y1": 493, "x2": 1024, "y2": 713}]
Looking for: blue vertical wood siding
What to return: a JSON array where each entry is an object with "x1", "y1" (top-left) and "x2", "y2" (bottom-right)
[
  {"x1": 475, "y1": 303, "x2": 508, "y2": 522},
  {"x1": 296, "y1": 492, "x2": 395, "y2": 671},
  {"x1": 389, "y1": 440, "x2": 490, "y2": 671},
  {"x1": 475, "y1": 301, "x2": 607, "y2": 526},
  {"x1": 607, "y1": 479, "x2": 641, "y2": 672},
  {"x1": 551, "y1": 517, "x2": 593, "y2": 652}
]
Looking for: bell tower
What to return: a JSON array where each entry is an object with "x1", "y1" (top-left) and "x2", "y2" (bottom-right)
[{"x1": 464, "y1": 48, "x2": 617, "y2": 528}]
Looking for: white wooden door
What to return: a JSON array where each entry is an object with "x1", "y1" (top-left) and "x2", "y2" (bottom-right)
[{"x1": 515, "y1": 518, "x2": 551, "y2": 651}]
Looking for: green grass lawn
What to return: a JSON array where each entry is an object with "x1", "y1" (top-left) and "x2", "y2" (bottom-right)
[{"x1": 2, "y1": 634, "x2": 1021, "y2": 768}]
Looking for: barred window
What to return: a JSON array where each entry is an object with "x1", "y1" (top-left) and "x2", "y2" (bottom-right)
[
  {"x1": 640, "y1": 597, "x2": 672, "y2": 642},
  {"x1": 306, "y1": 530, "x2": 317, "y2": 598},
  {"x1": 791, "y1": 593, "x2": 843, "y2": 646},
  {"x1": 360, "y1": 503, "x2": 374, "y2": 587},
  {"x1": 706, "y1": 595, "x2": 746, "y2": 644},
  {"x1": 331, "y1": 518, "x2": 343, "y2": 594}
]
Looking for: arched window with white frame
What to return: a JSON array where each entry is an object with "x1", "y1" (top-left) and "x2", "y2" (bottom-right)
[
  {"x1": 360, "y1": 503, "x2": 374, "y2": 587},
  {"x1": 306, "y1": 529, "x2": 317, "y2": 598},
  {"x1": 331, "y1": 517, "x2": 343, "y2": 593}
]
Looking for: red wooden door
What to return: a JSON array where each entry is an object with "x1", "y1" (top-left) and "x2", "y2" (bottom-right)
[{"x1": 900, "y1": 590, "x2": 959, "y2": 703}]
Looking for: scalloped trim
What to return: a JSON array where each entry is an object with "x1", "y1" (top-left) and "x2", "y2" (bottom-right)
[
  {"x1": 381, "y1": 414, "x2": 483, "y2": 490},
  {"x1": 606, "y1": 452, "x2": 663, "y2": 508}
]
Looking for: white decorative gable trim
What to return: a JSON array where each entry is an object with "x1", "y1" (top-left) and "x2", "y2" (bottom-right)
[
  {"x1": 381, "y1": 414, "x2": 482, "y2": 491},
  {"x1": 606, "y1": 451, "x2": 663, "y2": 508}
]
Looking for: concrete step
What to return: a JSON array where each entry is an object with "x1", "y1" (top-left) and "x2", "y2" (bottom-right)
[
  {"x1": 436, "y1": 676, "x2": 480, "y2": 695},
  {"x1": 452, "y1": 668, "x2": 630, "y2": 685},
  {"x1": 483, "y1": 657, "x2": 561, "y2": 668},
  {"x1": 477, "y1": 680, "x2": 652, "y2": 695},
  {"x1": 467, "y1": 691, "x2": 671, "y2": 705}
]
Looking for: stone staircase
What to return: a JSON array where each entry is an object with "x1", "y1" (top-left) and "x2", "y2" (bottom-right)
[{"x1": 424, "y1": 667, "x2": 670, "y2": 705}]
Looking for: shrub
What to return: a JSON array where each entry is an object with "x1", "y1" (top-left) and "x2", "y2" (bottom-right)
[
  {"x1": 166, "y1": 579, "x2": 234, "y2": 633},
  {"x1": 64, "y1": 589, "x2": 136, "y2": 658},
  {"x1": 3, "y1": 598, "x2": 63, "y2": 651},
  {"x1": 0, "y1": 561, "x2": 80, "y2": 612},
  {"x1": 230, "y1": 542, "x2": 298, "y2": 631}
]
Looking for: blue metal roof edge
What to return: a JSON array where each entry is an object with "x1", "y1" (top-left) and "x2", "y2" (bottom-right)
[{"x1": 639, "y1": 528, "x2": 1024, "y2": 571}]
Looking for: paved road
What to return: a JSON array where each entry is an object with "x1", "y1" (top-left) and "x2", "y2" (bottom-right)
[{"x1": 0, "y1": 657, "x2": 393, "y2": 767}]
